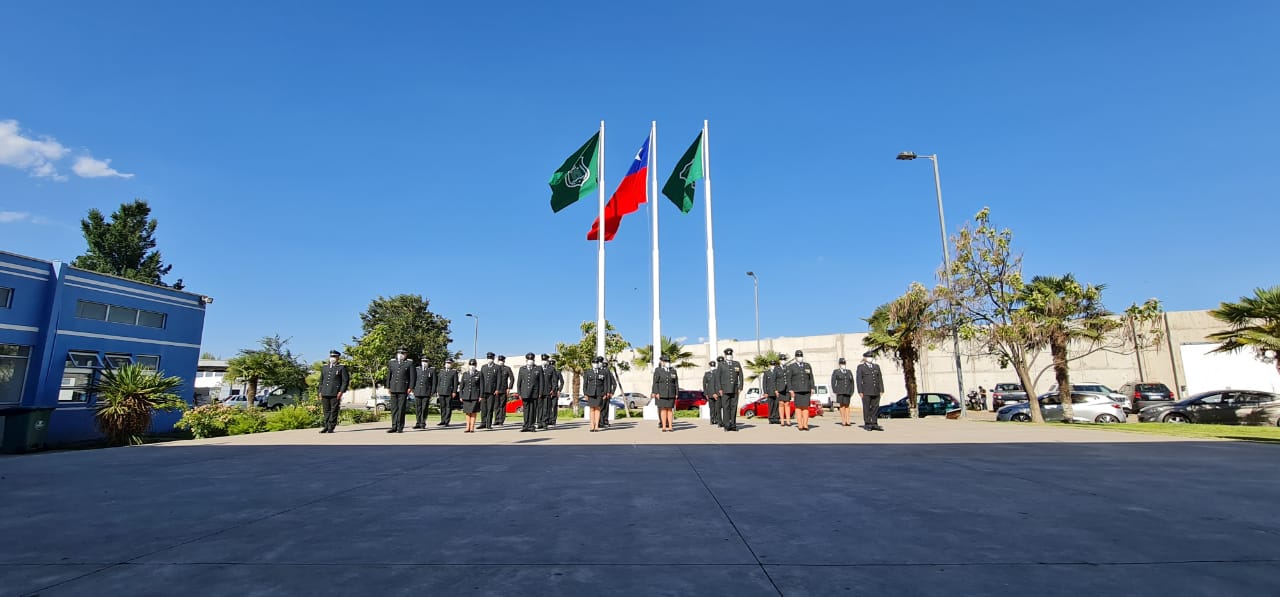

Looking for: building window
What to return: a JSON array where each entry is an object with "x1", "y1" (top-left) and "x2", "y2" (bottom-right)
[
  {"x1": 0, "y1": 286, "x2": 12, "y2": 309},
  {"x1": 61, "y1": 351, "x2": 103, "y2": 404},
  {"x1": 105, "y1": 353, "x2": 133, "y2": 369},
  {"x1": 75, "y1": 300, "x2": 166, "y2": 329},
  {"x1": 135, "y1": 355, "x2": 160, "y2": 372},
  {"x1": 0, "y1": 344, "x2": 31, "y2": 404}
]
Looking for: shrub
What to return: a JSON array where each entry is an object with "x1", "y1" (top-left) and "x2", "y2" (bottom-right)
[
  {"x1": 227, "y1": 409, "x2": 267, "y2": 435},
  {"x1": 266, "y1": 404, "x2": 322, "y2": 431},
  {"x1": 176, "y1": 404, "x2": 239, "y2": 438},
  {"x1": 92, "y1": 364, "x2": 187, "y2": 446},
  {"x1": 340, "y1": 409, "x2": 380, "y2": 424}
]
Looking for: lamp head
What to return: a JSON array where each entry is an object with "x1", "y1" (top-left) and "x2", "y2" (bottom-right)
[{"x1": 896, "y1": 151, "x2": 918, "y2": 161}]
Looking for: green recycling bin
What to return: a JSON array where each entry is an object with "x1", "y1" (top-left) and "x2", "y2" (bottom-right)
[{"x1": 0, "y1": 408, "x2": 53, "y2": 454}]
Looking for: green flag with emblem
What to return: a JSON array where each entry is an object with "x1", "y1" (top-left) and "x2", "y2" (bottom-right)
[
  {"x1": 661, "y1": 132, "x2": 703, "y2": 214},
  {"x1": 548, "y1": 132, "x2": 601, "y2": 213}
]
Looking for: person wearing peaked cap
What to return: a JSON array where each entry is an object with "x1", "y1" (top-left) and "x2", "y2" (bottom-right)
[
  {"x1": 535, "y1": 354, "x2": 553, "y2": 429},
  {"x1": 479, "y1": 352, "x2": 502, "y2": 429},
  {"x1": 831, "y1": 357, "x2": 856, "y2": 428},
  {"x1": 583, "y1": 355, "x2": 611, "y2": 432},
  {"x1": 385, "y1": 347, "x2": 417, "y2": 433},
  {"x1": 857, "y1": 351, "x2": 886, "y2": 431},
  {"x1": 703, "y1": 360, "x2": 721, "y2": 427},
  {"x1": 517, "y1": 353, "x2": 542, "y2": 432},
  {"x1": 434, "y1": 356, "x2": 459, "y2": 427},
  {"x1": 652, "y1": 355, "x2": 679, "y2": 432},
  {"x1": 495, "y1": 355, "x2": 514, "y2": 426},
  {"x1": 762, "y1": 353, "x2": 779, "y2": 425},
  {"x1": 318, "y1": 350, "x2": 350, "y2": 434},
  {"x1": 716, "y1": 348, "x2": 745, "y2": 431},
  {"x1": 459, "y1": 357, "x2": 484, "y2": 432},
  {"x1": 412, "y1": 355, "x2": 436, "y2": 429},
  {"x1": 541, "y1": 355, "x2": 564, "y2": 428},
  {"x1": 786, "y1": 349, "x2": 816, "y2": 430}
]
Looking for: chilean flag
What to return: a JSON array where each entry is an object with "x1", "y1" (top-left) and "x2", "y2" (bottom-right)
[{"x1": 587, "y1": 134, "x2": 650, "y2": 242}]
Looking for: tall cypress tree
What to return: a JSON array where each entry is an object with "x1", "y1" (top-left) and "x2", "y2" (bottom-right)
[{"x1": 72, "y1": 199, "x2": 183, "y2": 289}]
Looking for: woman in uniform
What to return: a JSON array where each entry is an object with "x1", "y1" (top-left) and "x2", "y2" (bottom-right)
[
  {"x1": 651, "y1": 355, "x2": 679, "y2": 432},
  {"x1": 459, "y1": 358, "x2": 483, "y2": 433}
]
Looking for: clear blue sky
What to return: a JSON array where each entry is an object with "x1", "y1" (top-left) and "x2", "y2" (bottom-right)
[{"x1": 3, "y1": 1, "x2": 1277, "y2": 363}]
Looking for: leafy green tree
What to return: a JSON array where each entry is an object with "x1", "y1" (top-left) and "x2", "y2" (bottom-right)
[
  {"x1": 344, "y1": 325, "x2": 393, "y2": 392},
  {"x1": 941, "y1": 208, "x2": 1047, "y2": 422},
  {"x1": 744, "y1": 350, "x2": 785, "y2": 382},
  {"x1": 553, "y1": 321, "x2": 630, "y2": 416},
  {"x1": 631, "y1": 336, "x2": 696, "y2": 370},
  {"x1": 1208, "y1": 286, "x2": 1280, "y2": 376},
  {"x1": 225, "y1": 335, "x2": 308, "y2": 401},
  {"x1": 863, "y1": 282, "x2": 941, "y2": 418},
  {"x1": 358, "y1": 294, "x2": 453, "y2": 365},
  {"x1": 200, "y1": 351, "x2": 220, "y2": 360},
  {"x1": 92, "y1": 364, "x2": 185, "y2": 446},
  {"x1": 1019, "y1": 275, "x2": 1119, "y2": 422},
  {"x1": 72, "y1": 199, "x2": 183, "y2": 289}
]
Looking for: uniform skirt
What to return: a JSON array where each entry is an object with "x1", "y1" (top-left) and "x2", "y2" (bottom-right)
[
  {"x1": 656, "y1": 397, "x2": 675, "y2": 409},
  {"x1": 462, "y1": 398, "x2": 480, "y2": 414},
  {"x1": 836, "y1": 394, "x2": 852, "y2": 407},
  {"x1": 793, "y1": 392, "x2": 811, "y2": 408},
  {"x1": 587, "y1": 396, "x2": 605, "y2": 409},
  {"x1": 777, "y1": 393, "x2": 792, "y2": 403}
]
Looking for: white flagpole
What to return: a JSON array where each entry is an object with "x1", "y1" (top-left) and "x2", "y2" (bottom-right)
[
  {"x1": 596, "y1": 120, "x2": 607, "y2": 358},
  {"x1": 702, "y1": 120, "x2": 718, "y2": 358},
  {"x1": 650, "y1": 121, "x2": 661, "y2": 365}
]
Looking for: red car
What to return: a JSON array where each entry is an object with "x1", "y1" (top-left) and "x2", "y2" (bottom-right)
[
  {"x1": 504, "y1": 393, "x2": 523, "y2": 414},
  {"x1": 675, "y1": 390, "x2": 708, "y2": 410},
  {"x1": 739, "y1": 396, "x2": 822, "y2": 418}
]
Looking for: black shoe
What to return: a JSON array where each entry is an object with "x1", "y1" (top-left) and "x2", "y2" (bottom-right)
[
  {"x1": 521, "y1": 428, "x2": 533, "y2": 433},
  {"x1": 874, "y1": 425, "x2": 885, "y2": 431},
  {"x1": 436, "y1": 422, "x2": 446, "y2": 426},
  {"x1": 387, "y1": 429, "x2": 396, "y2": 434},
  {"x1": 477, "y1": 424, "x2": 489, "y2": 429},
  {"x1": 319, "y1": 429, "x2": 328, "y2": 434},
  {"x1": 536, "y1": 425, "x2": 547, "y2": 430}
]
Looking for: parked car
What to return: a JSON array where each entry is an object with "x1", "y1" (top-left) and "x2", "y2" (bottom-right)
[
  {"x1": 365, "y1": 394, "x2": 418, "y2": 412},
  {"x1": 260, "y1": 387, "x2": 304, "y2": 410},
  {"x1": 877, "y1": 393, "x2": 960, "y2": 419},
  {"x1": 575, "y1": 397, "x2": 626, "y2": 411},
  {"x1": 1117, "y1": 381, "x2": 1176, "y2": 413},
  {"x1": 1138, "y1": 390, "x2": 1280, "y2": 425},
  {"x1": 997, "y1": 392, "x2": 1127, "y2": 423},
  {"x1": 221, "y1": 394, "x2": 261, "y2": 409},
  {"x1": 505, "y1": 393, "x2": 523, "y2": 414},
  {"x1": 558, "y1": 393, "x2": 573, "y2": 408},
  {"x1": 744, "y1": 387, "x2": 763, "y2": 402},
  {"x1": 621, "y1": 392, "x2": 651, "y2": 409},
  {"x1": 812, "y1": 385, "x2": 833, "y2": 409},
  {"x1": 739, "y1": 396, "x2": 822, "y2": 418},
  {"x1": 991, "y1": 383, "x2": 1028, "y2": 409},
  {"x1": 675, "y1": 390, "x2": 708, "y2": 410},
  {"x1": 1047, "y1": 383, "x2": 1127, "y2": 405}
]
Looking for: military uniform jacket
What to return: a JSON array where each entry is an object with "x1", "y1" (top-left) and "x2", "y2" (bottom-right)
[
  {"x1": 856, "y1": 362, "x2": 885, "y2": 395},
  {"x1": 413, "y1": 365, "x2": 436, "y2": 397},
  {"x1": 771, "y1": 365, "x2": 789, "y2": 395},
  {"x1": 480, "y1": 363, "x2": 502, "y2": 394},
  {"x1": 716, "y1": 359, "x2": 744, "y2": 394},
  {"x1": 435, "y1": 367, "x2": 459, "y2": 396},
  {"x1": 651, "y1": 366, "x2": 679, "y2": 398},
  {"x1": 702, "y1": 369, "x2": 719, "y2": 398},
  {"x1": 499, "y1": 365, "x2": 514, "y2": 393},
  {"x1": 517, "y1": 363, "x2": 541, "y2": 399},
  {"x1": 786, "y1": 361, "x2": 816, "y2": 393},
  {"x1": 385, "y1": 358, "x2": 417, "y2": 394},
  {"x1": 831, "y1": 367, "x2": 855, "y2": 395},
  {"x1": 583, "y1": 367, "x2": 611, "y2": 398},
  {"x1": 762, "y1": 367, "x2": 776, "y2": 395},
  {"x1": 542, "y1": 364, "x2": 562, "y2": 397},
  {"x1": 459, "y1": 370, "x2": 483, "y2": 401},
  {"x1": 318, "y1": 363, "x2": 350, "y2": 397}
]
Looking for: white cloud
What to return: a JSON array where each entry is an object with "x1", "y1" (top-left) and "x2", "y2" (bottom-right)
[
  {"x1": 0, "y1": 120, "x2": 68, "y2": 179},
  {"x1": 72, "y1": 155, "x2": 134, "y2": 179},
  {"x1": 0, "y1": 210, "x2": 31, "y2": 223}
]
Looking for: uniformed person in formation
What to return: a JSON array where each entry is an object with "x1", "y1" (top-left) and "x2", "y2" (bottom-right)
[
  {"x1": 597, "y1": 358, "x2": 619, "y2": 429},
  {"x1": 318, "y1": 349, "x2": 350, "y2": 434},
  {"x1": 495, "y1": 355, "x2": 514, "y2": 426},
  {"x1": 786, "y1": 349, "x2": 816, "y2": 431},
  {"x1": 716, "y1": 348, "x2": 745, "y2": 431},
  {"x1": 479, "y1": 352, "x2": 501, "y2": 429},
  {"x1": 459, "y1": 358, "x2": 483, "y2": 433},
  {"x1": 385, "y1": 347, "x2": 417, "y2": 433},
  {"x1": 831, "y1": 357, "x2": 856, "y2": 428},
  {"x1": 703, "y1": 360, "x2": 720, "y2": 426},
  {"x1": 517, "y1": 353, "x2": 542, "y2": 432},
  {"x1": 770, "y1": 356, "x2": 788, "y2": 424},
  {"x1": 857, "y1": 351, "x2": 886, "y2": 431},
  {"x1": 435, "y1": 358, "x2": 459, "y2": 427},
  {"x1": 583, "y1": 356, "x2": 613, "y2": 432},
  {"x1": 541, "y1": 355, "x2": 564, "y2": 428},
  {"x1": 652, "y1": 355, "x2": 680, "y2": 432},
  {"x1": 412, "y1": 355, "x2": 436, "y2": 429},
  {"x1": 762, "y1": 356, "x2": 779, "y2": 425}
]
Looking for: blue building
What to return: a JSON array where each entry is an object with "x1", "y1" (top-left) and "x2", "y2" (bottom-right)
[{"x1": 0, "y1": 250, "x2": 208, "y2": 446}]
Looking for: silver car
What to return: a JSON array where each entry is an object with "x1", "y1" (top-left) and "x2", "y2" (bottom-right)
[{"x1": 997, "y1": 392, "x2": 1128, "y2": 423}]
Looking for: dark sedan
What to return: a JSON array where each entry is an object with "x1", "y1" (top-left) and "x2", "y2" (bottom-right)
[
  {"x1": 1138, "y1": 390, "x2": 1280, "y2": 425},
  {"x1": 877, "y1": 393, "x2": 960, "y2": 419}
]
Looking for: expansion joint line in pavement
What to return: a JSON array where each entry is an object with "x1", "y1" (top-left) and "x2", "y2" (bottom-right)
[
  {"x1": 676, "y1": 446, "x2": 784, "y2": 597},
  {"x1": 22, "y1": 463, "x2": 425, "y2": 596}
]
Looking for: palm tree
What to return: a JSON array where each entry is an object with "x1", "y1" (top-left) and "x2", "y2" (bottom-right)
[
  {"x1": 1208, "y1": 286, "x2": 1280, "y2": 376},
  {"x1": 1019, "y1": 274, "x2": 1118, "y2": 422},
  {"x1": 744, "y1": 350, "x2": 785, "y2": 382},
  {"x1": 631, "y1": 336, "x2": 696, "y2": 370},
  {"x1": 863, "y1": 283, "x2": 939, "y2": 418},
  {"x1": 92, "y1": 364, "x2": 186, "y2": 446},
  {"x1": 554, "y1": 320, "x2": 631, "y2": 416}
]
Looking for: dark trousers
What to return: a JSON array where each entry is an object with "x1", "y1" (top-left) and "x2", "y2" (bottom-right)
[
  {"x1": 766, "y1": 394, "x2": 779, "y2": 423},
  {"x1": 480, "y1": 394, "x2": 497, "y2": 427},
  {"x1": 414, "y1": 395, "x2": 430, "y2": 427},
  {"x1": 599, "y1": 398, "x2": 611, "y2": 427},
  {"x1": 708, "y1": 397, "x2": 721, "y2": 425},
  {"x1": 536, "y1": 396, "x2": 550, "y2": 427},
  {"x1": 495, "y1": 393, "x2": 508, "y2": 425},
  {"x1": 544, "y1": 394, "x2": 559, "y2": 425},
  {"x1": 321, "y1": 395, "x2": 341, "y2": 431},
  {"x1": 522, "y1": 397, "x2": 538, "y2": 430},
  {"x1": 862, "y1": 394, "x2": 881, "y2": 426},
  {"x1": 720, "y1": 392, "x2": 739, "y2": 429},
  {"x1": 389, "y1": 393, "x2": 408, "y2": 431},
  {"x1": 437, "y1": 395, "x2": 453, "y2": 425}
]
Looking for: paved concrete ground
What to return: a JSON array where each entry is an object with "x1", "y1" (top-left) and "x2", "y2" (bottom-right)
[{"x1": 2, "y1": 419, "x2": 1277, "y2": 596}]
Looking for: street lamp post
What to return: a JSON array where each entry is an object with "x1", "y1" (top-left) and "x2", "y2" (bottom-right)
[
  {"x1": 897, "y1": 151, "x2": 966, "y2": 417},
  {"x1": 746, "y1": 271, "x2": 761, "y2": 355},
  {"x1": 464, "y1": 313, "x2": 479, "y2": 361}
]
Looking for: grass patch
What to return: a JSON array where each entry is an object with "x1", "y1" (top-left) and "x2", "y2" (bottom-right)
[{"x1": 1074, "y1": 422, "x2": 1280, "y2": 443}]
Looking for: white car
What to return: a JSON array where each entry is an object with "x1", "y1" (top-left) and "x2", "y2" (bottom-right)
[
  {"x1": 812, "y1": 385, "x2": 833, "y2": 408},
  {"x1": 221, "y1": 394, "x2": 260, "y2": 409},
  {"x1": 558, "y1": 393, "x2": 573, "y2": 407}
]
